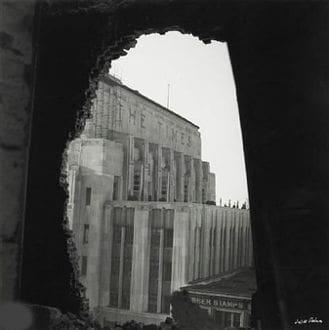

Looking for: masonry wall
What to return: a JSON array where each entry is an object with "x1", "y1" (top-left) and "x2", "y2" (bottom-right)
[
  {"x1": 92, "y1": 201, "x2": 252, "y2": 325},
  {"x1": 70, "y1": 76, "x2": 216, "y2": 205},
  {"x1": 85, "y1": 78, "x2": 202, "y2": 159},
  {"x1": 0, "y1": 1, "x2": 36, "y2": 302}
]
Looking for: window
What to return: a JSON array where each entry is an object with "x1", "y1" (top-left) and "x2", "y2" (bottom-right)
[
  {"x1": 184, "y1": 180, "x2": 189, "y2": 202},
  {"x1": 161, "y1": 295, "x2": 171, "y2": 314},
  {"x1": 83, "y1": 224, "x2": 89, "y2": 244},
  {"x1": 202, "y1": 188, "x2": 206, "y2": 203},
  {"x1": 148, "y1": 227, "x2": 161, "y2": 313},
  {"x1": 113, "y1": 176, "x2": 120, "y2": 200},
  {"x1": 85, "y1": 187, "x2": 92, "y2": 205},
  {"x1": 163, "y1": 261, "x2": 172, "y2": 281},
  {"x1": 233, "y1": 312, "x2": 241, "y2": 327},
  {"x1": 109, "y1": 207, "x2": 135, "y2": 310},
  {"x1": 164, "y1": 228, "x2": 173, "y2": 248},
  {"x1": 148, "y1": 209, "x2": 174, "y2": 314},
  {"x1": 81, "y1": 256, "x2": 88, "y2": 276},
  {"x1": 213, "y1": 310, "x2": 241, "y2": 328}
]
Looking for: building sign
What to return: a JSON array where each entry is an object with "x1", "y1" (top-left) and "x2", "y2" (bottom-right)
[{"x1": 189, "y1": 294, "x2": 249, "y2": 310}]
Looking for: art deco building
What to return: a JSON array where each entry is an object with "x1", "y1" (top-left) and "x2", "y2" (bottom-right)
[{"x1": 66, "y1": 74, "x2": 253, "y2": 326}]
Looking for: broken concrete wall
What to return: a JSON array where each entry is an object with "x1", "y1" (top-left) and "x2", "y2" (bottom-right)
[{"x1": 0, "y1": 0, "x2": 36, "y2": 303}]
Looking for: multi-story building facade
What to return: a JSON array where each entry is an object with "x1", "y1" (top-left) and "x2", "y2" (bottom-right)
[{"x1": 66, "y1": 74, "x2": 253, "y2": 326}]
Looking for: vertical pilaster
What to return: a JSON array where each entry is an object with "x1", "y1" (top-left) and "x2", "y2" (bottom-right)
[
  {"x1": 143, "y1": 142, "x2": 149, "y2": 201},
  {"x1": 233, "y1": 210, "x2": 240, "y2": 269},
  {"x1": 224, "y1": 210, "x2": 231, "y2": 271},
  {"x1": 157, "y1": 227, "x2": 164, "y2": 313},
  {"x1": 241, "y1": 223, "x2": 247, "y2": 267},
  {"x1": 209, "y1": 211, "x2": 215, "y2": 276},
  {"x1": 117, "y1": 226, "x2": 126, "y2": 308},
  {"x1": 85, "y1": 174, "x2": 113, "y2": 309},
  {"x1": 172, "y1": 208, "x2": 189, "y2": 291},
  {"x1": 203, "y1": 207, "x2": 211, "y2": 277},
  {"x1": 188, "y1": 212, "x2": 196, "y2": 281},
  {"x1": 130, "y1": 207, "x2": 150, "y2": 312},
  {"x1": 214, "y1": 208, "x2": 222, "y2": 275},
  {"x1": 219, "y1": 214, "x2": 225, "y2": 273}
]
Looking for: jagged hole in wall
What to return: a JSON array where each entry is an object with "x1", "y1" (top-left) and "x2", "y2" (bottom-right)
[{"x1": 62, "y1": 31, "x2": 252, "y2": 328}]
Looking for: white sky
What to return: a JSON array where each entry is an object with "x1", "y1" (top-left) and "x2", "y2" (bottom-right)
[{"x1": 110, "y1": 31, "x2": 248, "y2": 205}]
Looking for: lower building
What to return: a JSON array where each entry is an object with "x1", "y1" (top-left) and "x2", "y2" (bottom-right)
[
  {"x1": 75, "y1": 200, "x2": 253, "y2": 325},
  {"x1": 66, "y1": 76, "x2": 254, "y2": 326},
  {"x1": 182, "y1": 267, "x2": 257, "y2": 329}
]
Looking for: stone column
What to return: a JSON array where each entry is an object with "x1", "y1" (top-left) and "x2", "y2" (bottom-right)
[
  {"x1": 194, "y1": 227, "x2": 200, "y2": 280},
  {"x1": 214, "y1": 208, "x2": 223, "y2": 275},
  {"x1": 130, "y1": 207, "x2": 150, "y2": 312},
  {"x1": 219, "y1": 212, "x2": 226, "y2": 273},
  {"x1": 233, "y1": 210, "x2": 240, "y2": 269},
  {"x1": 99, "y1": 205, "x2": 113, "y2": 306},
  {"x1": 0, "y1": 0, "x2": 36, "y2": 302},
  {"x1": 171, "y1": 207, "x2": 189, "y2": 291},
  {"x1": 224, "y1": 210, "x2": 231, "y2": 272},
  {"x1": 202, "y1": 207, "x2": 211, "y2": 278},
  {"x1": 85, "y1": 174, "x2": 114, "y2": 309},
  {"x1": 187, "y1": 211, "x2": 197, "y2": 281},
  {"x1": 189, "y1": 157, "x2": 196, "y2": 202},
  {"x1": 156, "y1": 227, "x2": 164, "y2": 313}
]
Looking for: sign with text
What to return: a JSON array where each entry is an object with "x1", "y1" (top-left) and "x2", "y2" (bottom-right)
[{"x1": 189, "y1": 294, "x2": 250, "y2": 310}]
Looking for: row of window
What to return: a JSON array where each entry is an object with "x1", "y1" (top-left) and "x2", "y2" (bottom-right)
[
  {"x1": 84, "y1": 173, "x2": 207, "y2": 205},
  {"x1": 107, "y1": 208, "x2": 174, "y2": 314}
]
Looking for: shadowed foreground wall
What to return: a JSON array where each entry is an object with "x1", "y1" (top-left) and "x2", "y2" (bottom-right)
[{"x1": 0, "y1": 0, "x2": 36, "y2": 302}]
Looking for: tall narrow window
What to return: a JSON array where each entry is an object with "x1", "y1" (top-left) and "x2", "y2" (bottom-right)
[
  {"x1": 85, "y1": 187, "x2": 92, "y2": 205},
  {"x1": 148, "y1": 209, "x2": 174, "y2": 314},
  {"x1": 113, "y1": 176, "x2": 120, "y2": 201},
  {"x1": 83, "y1": 224, "x2": 89, "y2": 244},
  {"x1": 81, "y1": 256, "x2": 88, "y2": 276},
  {"x1": 202, "y1": 188, "x2": 206, "y2": 204},
  {"x1": 121, "y1": 208, "x2": 134, "y2": 310},
  {"x1": 184, "y1": 180, "x2": 189, "y2": 202},
  {"x1": 109, "y1": 208, "x2": 122, "y2": 308},
  {"x1": 161, "y1": 210, "x2": 174, "y2": 314},
  {"x1": 148, "y1": 210, "x2": 162, "y2": 313},
  {"x1": 109, "y1": 207, "x2": 135, "y2": 309}
]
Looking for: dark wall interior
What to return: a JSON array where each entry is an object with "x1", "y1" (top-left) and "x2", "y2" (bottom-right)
[
  {"x1": 22, "y1": 1, "x2": 329, "y2": 328},
  {"x1": 228, "y1": 3, "x2": 329, "y2": 329}
]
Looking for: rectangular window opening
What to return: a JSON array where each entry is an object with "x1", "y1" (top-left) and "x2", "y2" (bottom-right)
[
  {"x1": 83, "y1": 224, "x2": 89, "y2": 244},
  {"x1": 85, "y1": 187, "x2": 92, "y2": 205},
  {"x1": 81, "y1": 256, "x2": 88, "y2": 276}
]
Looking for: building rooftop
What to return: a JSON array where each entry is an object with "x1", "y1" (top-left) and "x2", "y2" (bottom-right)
[
  {"x1": 182, "y1": 267, "x2": 257, "y2": 299},
  {"x1": 102, "y1": 74, "x2": 200, "y2": 129}
]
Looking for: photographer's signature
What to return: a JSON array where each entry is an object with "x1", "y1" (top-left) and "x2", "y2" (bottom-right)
[{"x1": 294, "y1": 316, "x2": 323, "y2": 325}]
